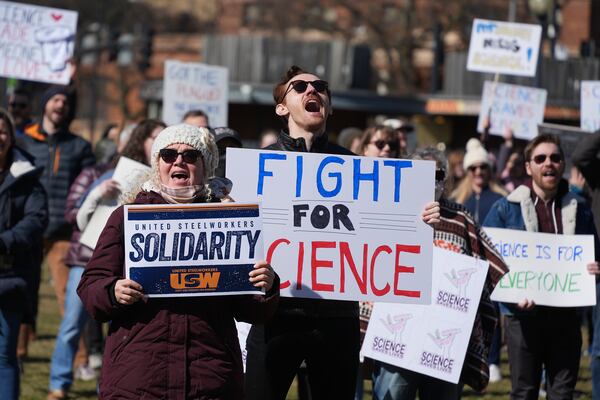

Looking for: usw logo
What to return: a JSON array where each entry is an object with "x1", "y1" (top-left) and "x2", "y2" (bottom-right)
[{"x1": 170, "y1": 272, "x2": 221, "y2": 290}]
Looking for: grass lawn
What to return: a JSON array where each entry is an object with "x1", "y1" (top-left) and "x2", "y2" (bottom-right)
[{"x1": 20, "y1": 270, "x2": 593, "y2": 399}]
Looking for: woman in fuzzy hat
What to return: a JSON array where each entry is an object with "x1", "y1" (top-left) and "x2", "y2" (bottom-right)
[{"x1": 77, "y1": 124, "x2": 279, "y2": 400}]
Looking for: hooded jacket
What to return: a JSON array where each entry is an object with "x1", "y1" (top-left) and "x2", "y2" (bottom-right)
[
  {"x1": 0, "y1": 147, "x2": 48, "y2": 311},
  {"x1": 263, "y1": 130, "x2": 358, "y2": 318},
  {"x1": 77, "y1": 190, "x2": 279, "y2": 400},
  {"x1": 21, "y1": 122, "x2": 95, "y2": 239}
]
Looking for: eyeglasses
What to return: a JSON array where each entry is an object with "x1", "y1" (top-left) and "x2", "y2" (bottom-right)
[
  {"x1": 435, "y1": 170, "x2": 446, "y2": 182},
  {"x1": 159, "y1": 149, "x2": 201, "y2": 164},
  {"x1": 281, "y1": 80, "x2": 329, "y2": 102},
  {"x1": 8, "y1": 102, "x2": 27, "y2": 109},
  {"x1": 370, "y1": 139, "x2": 398, "y2": 151},
  {"x1": 531, "y1": 153, "x2": 562, "y2": 164},
  {"x1": 468, "y1": 164, "x2": 489, "y2": 172}
]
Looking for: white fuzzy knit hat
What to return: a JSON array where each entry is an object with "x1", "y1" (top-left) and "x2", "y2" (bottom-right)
[
  {"x1": 463, "y1": 138, "x2": 490, "y2": 170},
  {"x1": 151, "y1": 123, "x2": 219, "y2": 180}
]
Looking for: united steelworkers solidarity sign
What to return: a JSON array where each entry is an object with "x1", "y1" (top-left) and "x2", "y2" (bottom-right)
[
  {"x1": 226, "y1": 149, "x2": 436, "y2": 304},
  {"x1": 124, "y1": 203, "x2": 264, "y2": 297}
]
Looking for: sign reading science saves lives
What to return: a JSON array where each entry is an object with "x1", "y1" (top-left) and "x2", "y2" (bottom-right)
[
  {"x1": 226, "y1": 148, "x2": 435, "y2": 305},
  {"x1": 124, "y1": 203, "x2": 264, "y2": 297},
  {"x1": 361, "y1": 248, "x2": 489, "y2": 384}
]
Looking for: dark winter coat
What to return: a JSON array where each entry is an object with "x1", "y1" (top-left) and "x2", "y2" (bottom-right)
[
  {"x1": 572, "y1": 130, "x2": 600, "y2": 236},
  {"x1": 0, "y1": 147, "x2": 47, "y2": 312},
  {"x1": 77, "y1": 190, "x2": 279, "y2": 400},
  {"x1": 21, "y1": 123, "x2": 95, "y2": 239},
  {"x1": 264, "y1": 130, "x2": 358, "y2": 318}
]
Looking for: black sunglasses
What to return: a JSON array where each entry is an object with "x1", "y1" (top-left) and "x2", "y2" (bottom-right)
[
  {"x1": 531, "y1": 153, "x2": 562, "y2": 165},
  {"x1": 281, "y1": 80, "x2": 329, "y2": 102},
  {"x1": 159, "y1": 149, "x2": 201, "y2": 164},
  {"x1": 370, "y1": 139, "x2": 398, "y2": 151},
  {"x1": 468, "y1": 164, "x2": 489, "y2": 172},
  {"x1": 9, "y1": 102, "x2": 27, "y2": 109}
]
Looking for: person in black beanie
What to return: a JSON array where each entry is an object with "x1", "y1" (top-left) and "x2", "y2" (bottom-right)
[{"x1": 19, "y1": 85, "x2": 94, "y2": 367}]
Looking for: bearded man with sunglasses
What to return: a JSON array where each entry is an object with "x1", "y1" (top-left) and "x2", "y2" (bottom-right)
[
  {"x1": 244, "y1": 66, "x2": 360, "y2": 400},
  {"x1": 484, "y1": 134, "x2": 600, "y2": 400}
]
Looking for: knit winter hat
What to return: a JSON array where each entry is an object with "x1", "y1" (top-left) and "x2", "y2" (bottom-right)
[
  {"x1": 151, "y1": 124, "x2": 219, "y2": 181},
  {"x1": 40, "y1": 85, "x2": 70, "y2": 113},
  {"x1": 463, "y1": 138, "x2": 490, "y2": 170}
]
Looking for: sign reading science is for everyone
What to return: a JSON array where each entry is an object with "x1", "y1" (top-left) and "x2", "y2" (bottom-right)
[
  {"x1": 123, "y1": 203, "x2": 264, "y2": 297},
  {"x1": 467, "y1": 18, "x2": 542, "y2": 77},
  {"x1": 486, "y1": 228, "x2": 596, "y2": 307},
  {"x1": 361, "y1": 248, "x2": 489, "y2": 384},
  {"x1": 226, "y1": 148, "x2": 435, "y2": 305}
]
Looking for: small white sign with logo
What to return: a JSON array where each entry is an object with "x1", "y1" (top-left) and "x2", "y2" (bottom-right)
[
  {"x1": 467, "y1": 18, "x2": 542, "y2": 77},
  {"x1": 361, "y1": 248, "x2": 489, "y2": 383},
  {"x1": 486, "y1": 228, "x2": 596, "y2": 307},
  {"x1": 162, "y1": 60, "x2": 228, "y2": 127},
  {"x1": 0, "y1": 0, "x2": 78, "y2": 84},
  {"x1": 581, "y1": 81, "x2": 600, "y2": 132}
]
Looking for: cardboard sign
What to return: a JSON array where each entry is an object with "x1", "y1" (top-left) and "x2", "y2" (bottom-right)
[
  {"x1": 124, "y1": 203, "x2": 264, "y2": 297},
  {"x1": 361, "y1": 248, "x2": 489, "y2": 383},
  {"x1": 581, "y1": 81, "x2": 600, "y2": 132},
  {"x1": 486, "y1": 228, "x2": 596, "y2": 307},
  {"x1": 467, "y1": 18, "x2": 542, "y2": 77},
  {"x1": 477, "y1": 81, "x2": 547, "y2": 140},
  {"x1": 226, "y1": 148, "x2": 435, "y2": 304},
  {"x1": 79, "y1": 157, "x2": 150, "y2": 249},
  {"x1": 162, "y1": 60, "x2": 228, "y2": 127},
  {"x1": 0, "y1": 1, "x2": 78, "y2": 84}
]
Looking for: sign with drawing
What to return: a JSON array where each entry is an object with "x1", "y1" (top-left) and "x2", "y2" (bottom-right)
[
  {"x1": 486, "y1": 228, "x2": 596, "y2": 307},
  {"x1": 467, "y1": 18, "x2": 542, "y2": 77},
  {"x1": 227, "y1": 148, "x2": 436, "y2": 305},
  {"x1": 0, "y1": 1, "x2": 78, "y2": 84},
  {"x1": 361, "y1": 248, "x2": 489, "y2": 383}
]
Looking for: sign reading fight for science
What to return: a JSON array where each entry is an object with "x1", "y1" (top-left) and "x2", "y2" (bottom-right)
[
  {"x1": 162, "y1": 60, "x2": 228, "y2": 127},
  {"x1": 581, "y1": 81, "x2": 600, "y2": 132},
  {"x1": 477, "y1": 81, "x2": 547, "y2": 140},
  {"x1": 226, "y1": 148, "x2": 436, "y2": 304},
  {"x1": 124, "y1": 203, "x2": 264, "y2": 297},
  {"x1": 0, "y1": 1, "x2": 78, "y2": 84},
  {"x1": 361, "y1": 248, "x2": 489, "y2": 384},
  {"x1": 486, "y1": 228, "x2": 596, "y2": 307},
  {"x1": 467, "y1": 18, "x2": 542, "y2": 77}
]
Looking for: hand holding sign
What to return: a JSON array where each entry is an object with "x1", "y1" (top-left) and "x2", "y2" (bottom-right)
[
  {"x1": 114, "y1": 279, "x2": 145, "y2": 305},
  {"x1": 249, "y1": 261, "x2": 276, "y2": 291}
]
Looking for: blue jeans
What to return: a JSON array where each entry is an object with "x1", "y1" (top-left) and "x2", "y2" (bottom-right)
[
  {"x1": 49, "y1": 266, "x2": 89, "y2": 392},
  {"x1": 592, "y1": 281, "x2": 600, "y2": 399},
  {"x1": 372, "y1": 361, "x2": 462, "y2": 400},
  {"x1": 0, "y1": 308, "x2": 22, "y2": 400}
]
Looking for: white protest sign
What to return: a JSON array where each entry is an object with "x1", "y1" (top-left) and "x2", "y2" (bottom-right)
[
  {"x1": 226, "y1": 148, "x2": 435, "y2": 304},
  {"x1": 79, "y1": 157, "x2": 150, "y2": 249},
  {"x1": 163, "y1": 60, "x2": 228, "y2": 127},
  {"x1": 477, "y1": 81, "x2": 547, "y2": 140},
  {"x1": 361, "y1": 248, "x2": 489, "y2": 383},
  {"x1": 124, "y1": 203, "x2": 264, "y2": 298},
  {"x1": 467, "y1": 18, "x2": 542, "y2": 77},
  {"x1": 0, "y1": 1, "x2": 78, "y2": 84},
  {"x1": 486, "y1": 228, "x2": 596, "y2": 307},
  {"x1": 581, "y1": 81, "x2": 600, "y2": 132}
]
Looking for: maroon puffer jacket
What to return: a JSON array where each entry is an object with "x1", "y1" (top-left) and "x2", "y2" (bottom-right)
[{"x1": 77, "y1": 190, "x2": 279, "y2": 400}]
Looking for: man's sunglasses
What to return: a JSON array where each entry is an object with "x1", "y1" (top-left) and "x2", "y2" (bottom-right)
[
  {"x1": 531, "y1": 153, "x2": 562, "y2": 164},
  {"x1": 9, "y1": 102, "x2": 27, "y2": 109},
  {"x1": 159, "y1": 149, "x2": 201, "y2": 164},
  {"x1": 370, "y1": 139, "x2": 398, "y2": 151},
  {"x1": 281, "y1": 80, "x2": 329, "y2": 102}
]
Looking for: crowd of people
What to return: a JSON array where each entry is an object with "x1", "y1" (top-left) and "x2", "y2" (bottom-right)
[{"x1": 0, "y1": 63, "x2": 599, "y2": 400}]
